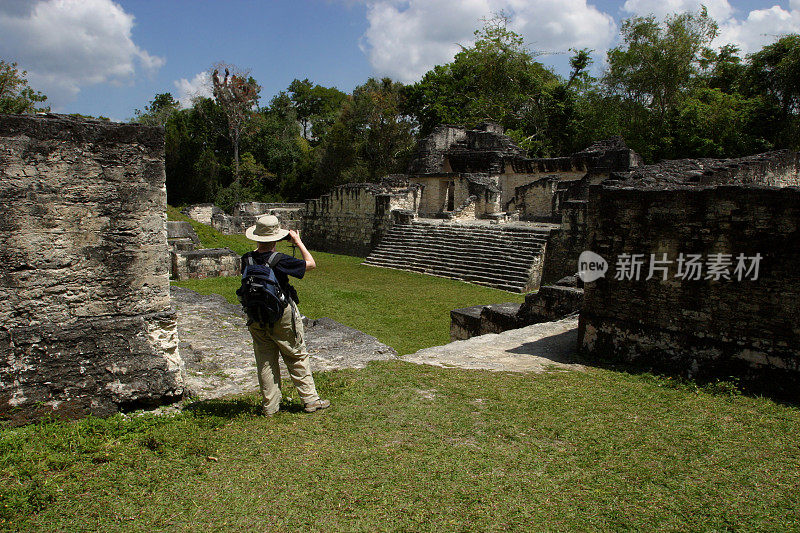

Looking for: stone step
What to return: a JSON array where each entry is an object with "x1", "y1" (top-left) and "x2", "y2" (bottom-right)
[
  {"x1": 378, "y1": 229, "x2": 547, "y2": 247},
  {"x1": 373, "y1": 239, "x2": 544, "y2": 259},
  {"x1": 382, "y1": 230, "x2": 548, "y2": 247},
  {"x1": 363, "y1": 262, "x2": 525, "y2": 292},
  {"x1": 400, "y1": 225, "x2": 551, "y2": 241},
  {"x1": 362, "y1": 257, "x2": 532, "y2": 285},
  {"x1": 377, "y1": 234, "x2": 547, "y2": 252},
  {"x1": 372, "y1": 240, "x2": 542, "y2": 258},
  {"x1": 363, "y1": 222, "x2": 548, "y2": 293},
  {"x1": 410, "y1": 222, "x2": 552, "y2": 237},
  {"x1": 365, "y1": 248, "x2": 535, "y2": 274}
]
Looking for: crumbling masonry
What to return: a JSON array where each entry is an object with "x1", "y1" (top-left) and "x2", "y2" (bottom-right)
[{"x1": 0, "y1": 114, "x2": 184, "y2": 425}]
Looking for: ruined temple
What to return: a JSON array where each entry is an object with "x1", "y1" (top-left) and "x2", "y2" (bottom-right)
[
  {"x1": 407, "y1": 123, "x2": 642, "y2": 221},
  {"x1": 0, "y1": 114, "x2": 184, "y2": 424},
  {"x1": 451, "y1": 148, "x2": 800, "y2": 396},
  {"x1": 302, "y1": 124, "x2": 642, "y2": 293}
]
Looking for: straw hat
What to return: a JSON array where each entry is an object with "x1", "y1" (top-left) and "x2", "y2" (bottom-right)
[{"x1": 245, "y1": 215, "x2": 290, "y2": 242}]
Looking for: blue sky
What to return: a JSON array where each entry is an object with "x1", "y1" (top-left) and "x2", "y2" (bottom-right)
[{"x1": 1, "y1": 0, "x2": 797, "y2": 122}]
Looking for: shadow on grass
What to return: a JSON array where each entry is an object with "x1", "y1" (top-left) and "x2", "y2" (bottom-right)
[
  {"x1": 183, "y1": 396, "x2": 308, "y2": 418},
  {"x1": 575, "y1": 355, "x2": 800, "y2": 407}
]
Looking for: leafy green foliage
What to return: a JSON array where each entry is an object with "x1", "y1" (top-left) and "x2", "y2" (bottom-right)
[
  {"x1": 403, "y1": 16, "x2": 568, "y2": 155},
  {"x1": 0, "y1": 60, "x2": 48, "y2": 114},
  {"x1": 742, "y1": 34, "x2": 800, "y2": 150},
  {"x1": 288, "y1": 78, "x2": 347, "y2": 141},
  {"x1": 308, "y1": 77, "x2": 417, "y2": 197},
  {"x1": 581, "y1": 10, "x2": 799, "y2": 162},
  {"x1": 132, "y1": 93, "x2": 180, "y2": 126},
  {"x1": 604, "y1": 10, "x2": 718, "y2": 120},
  {"x1": 164, "y1": 97, "x2": 231, "y2": 205}
]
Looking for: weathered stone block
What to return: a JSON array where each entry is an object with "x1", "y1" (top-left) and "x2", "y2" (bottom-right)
[
  {"x1": 480, "y1": 303, "x2": 523, "y2": 335},
  {"x1": 450, "y1": 305, "x2": 485, "y2": 341},
  {"x1": 0, "y1": 113, "x2": 184, "y2": 424},
  {"x1": 518, "y1": 285, "x2": 583, "y2": 324},
  {"x1": 171, "y1": 248, "x2": 241, "y2": 280},
  {"x1": 182, "y1": 203, "x2": 221, "y2": 224}
]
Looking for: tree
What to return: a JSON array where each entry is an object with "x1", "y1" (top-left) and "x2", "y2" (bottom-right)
[
  {"x1": 0, "y1": 60, "x2": 48, "y2": 114},
  {"x1": 163, "y1": 96, "x2": 230, "y2": 205},
  {"x1": 313, "y1": 77, "x2": 417, "y2": 196},
  {"x1": 604, "y1": 10, "x2": 718, "y2": 121},
  {"x1": 742, "y1": 34, "x2": 800, "y2": 149},
  {"x1": 402, "y1": 15, "x2": 563, "y2": 155},
  {"x1": 589, "y1": 9, "x2": 720, "y2": 160},
  {"x1": 287, "y1": 79, "x2": 347, "y2": 141},
  {"x1": 133, "y1": 92, "x2": 180, "y2": 126},
  {"x1": 211, "y1": 64, "x2": 261, "y2": 183}
]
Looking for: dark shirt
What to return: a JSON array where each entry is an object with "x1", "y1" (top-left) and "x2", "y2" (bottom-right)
[{"x1": 241, "y1": 251, "x2": 306, "y2": 303}]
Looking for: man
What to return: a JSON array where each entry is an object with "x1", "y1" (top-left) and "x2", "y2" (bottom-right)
[{"x1": 242, "y1": 214, "x2": 330, "y2": 415}]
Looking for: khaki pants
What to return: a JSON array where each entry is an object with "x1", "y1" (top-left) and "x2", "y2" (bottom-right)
[{"x1": 248, "y1": 302, "x2": 320, "y2": 414}]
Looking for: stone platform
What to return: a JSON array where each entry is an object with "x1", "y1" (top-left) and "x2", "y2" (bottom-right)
[{"x1": 405, "y1": 316, "x2": 583, "y2": 373}]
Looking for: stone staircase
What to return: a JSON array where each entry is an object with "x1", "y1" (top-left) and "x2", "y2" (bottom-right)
[{"x1": 363, "y1": 221, "x2": 553, "y2": 292}]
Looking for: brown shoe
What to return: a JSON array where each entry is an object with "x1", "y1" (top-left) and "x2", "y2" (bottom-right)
[
  {"x1": 303, "y1": 399, "x2": 330, "y2": 413},
  {"x1": 261, "y1": 405, "x2": 279, "y2": 416}
]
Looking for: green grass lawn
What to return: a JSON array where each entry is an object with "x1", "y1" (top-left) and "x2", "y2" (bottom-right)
[
  {"x1": 1, "y1": 207, "x2": 796, "y2": 531},
  {"x1": 2, "y1": 363, "x2": 799, "y2": 531}
]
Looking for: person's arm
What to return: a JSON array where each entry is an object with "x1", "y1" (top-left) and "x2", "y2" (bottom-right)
[{"x1": 288, "y1": 230, "x2": 316, "y2": 271}]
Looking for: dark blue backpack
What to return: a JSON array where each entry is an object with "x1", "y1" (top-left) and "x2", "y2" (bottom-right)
[{"x1": 236, "y1": 252, "x2": 289, "y2": 326}]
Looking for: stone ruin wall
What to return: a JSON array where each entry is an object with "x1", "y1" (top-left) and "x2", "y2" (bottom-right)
[
  {"x1": 540, "y1": 150, "x2": 799, "y2": 289},
  {"x1": 579, "y1": 180, "x2": 800, "y2": 397},
  {"x1": 540, "y1": 200, "x2": 588, "y2": 286},
  {"x1": 610, "y1": 150, "x2": 799, "y2": 188},
  {"x1": 171, "y1": 248, "x2": 240, "y2": 281},
  {"x1": 302, "y1": 182, "x2": 421, "y2": 257},
  {"x1": 182, "y1": 203, "x2": 220, "y2": 224},
  {"x1": 407, "y1": 125, "x2": 468, "y2": 175},
  {"x1": 0, "y1": 114, "x2": 184, "y2": 425},
  {"x1": 212, "y1": 202, "x2": 305, "y2": 235},
  {"x1": 457, "y1": 175, "x2": 501, "y2": 215},
  {"x1": 412, "y1": 176, "x2": 449, "y2": 216}
]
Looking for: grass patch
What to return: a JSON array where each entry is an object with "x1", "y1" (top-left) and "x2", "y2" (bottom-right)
[
  {"x1": 174, "y1": 250, "x2": 522, "y2": 356},
  {"x1": 170, "y1": 208, "x2": 523, "y2": 355},
  {"x1": 2, "y1": 362, "x2": 799, "y2": 531},
  {"x1": 167, "y1": 205, "x2": 253, "y2": 255}
]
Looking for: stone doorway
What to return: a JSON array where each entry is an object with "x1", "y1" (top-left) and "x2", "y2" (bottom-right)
[{"x1": 438, "y1": 179, "x2": 455, "y2": 213}]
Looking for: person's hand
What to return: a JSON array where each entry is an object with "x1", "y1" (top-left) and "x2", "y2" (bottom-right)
[{"x1": 287, "y1": 229, "x2": 301, "y2": 244}]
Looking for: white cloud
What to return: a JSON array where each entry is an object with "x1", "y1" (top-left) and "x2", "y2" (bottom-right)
[
  {"x1": 716, "y1": 4, "x2": 800, "y2": 55},
  {"x1": 360, "y1": 0, "x2": 616, "y2": 83},
  {"x1": 0, "y1": 0, "x2": 165, "y2": 107},
  {"x1": 622, "y1": 0, "x2": 733, "y2": 22},
  {"x1": 622, "y1": 0, "x2": 800, "y2": 56},
  {"x1": 174, "y1": 72, "x2": 213, "y2": 108}
]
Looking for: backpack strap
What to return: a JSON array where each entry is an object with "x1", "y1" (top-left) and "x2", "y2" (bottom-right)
[
  {"x1": 266, "y1": 251, "x2": 281, "y2": 268},
  {"x1": 242, "y1": 253, "x2": 256, "y2": 277}
]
